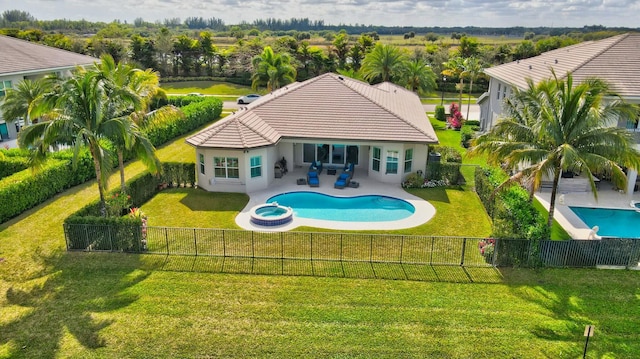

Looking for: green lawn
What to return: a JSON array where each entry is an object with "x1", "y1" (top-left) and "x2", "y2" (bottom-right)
[
  {"x1": 161, "y1": 81, "x2": 262, "y2": 97},
  {"x1": 2, "y1": 108, "x2": 636, "y2": 358}
]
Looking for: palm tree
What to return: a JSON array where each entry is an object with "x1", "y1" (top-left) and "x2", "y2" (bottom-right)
[
  {"x1": 0, "y1": 78, "x2": 50, "y2": 126},
  {"x1": 462, "y1": 57, "x2": 484, "y2": 120},
  {"x1": 470, "y1": 73, "x2": 640, "y2": 230},
  {"x1": 251, "y1": 46, "x2": 296, "y2": 91},
  {"x1": 361, "y1": 43, "x2": 407, "y2": 83},
  {"x1": 18, "y1": 69, "x2": 130, "y2": 216},
  {"x1": 401, "y1": 58, "x2": 436, "y2": 95},
  {"x1": 441, "y1": 56, "x2": 466, "y2": 110},
  {"x1": 95, "y1": 54, "x2": 171, "y2": 192}
]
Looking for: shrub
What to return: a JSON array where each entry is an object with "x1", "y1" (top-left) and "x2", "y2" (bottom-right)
[
  {"x1": 474, "y1": 166, "x2": 547, "y2": 241},
  {"x1": 465, "y1": 120, "x2": 480, "y2": 126},
  {"x1": 431, "y1": 145, "x2": 462, "y2": 163},
  {"x1": 144, "y1": 97, "x2": 222, "y2": 146},
  {"x1": 0, "y1": 156, "x2": 29, "y2": 179},
  {"x1": 434, "y1": 105, "x2": 446, "y2": 121},
  {"x1": 460, "y1": 126, "x2": 474, "y2": 148},
  {"x1": 64, "y1": 217, "x2": 143, "y2": 251}
]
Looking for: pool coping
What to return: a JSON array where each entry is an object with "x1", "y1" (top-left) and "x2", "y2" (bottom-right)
[{"x1": 235, "y1": 179, "x2": 436, "y2": 232}]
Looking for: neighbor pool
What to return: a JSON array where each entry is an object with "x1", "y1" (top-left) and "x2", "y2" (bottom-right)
[
  {"x1": 266, "y1": 192, "x2": 415, "y2": 222},
  {"x1": 569, "y1": 206, "x2": 640, "y2": 238}
]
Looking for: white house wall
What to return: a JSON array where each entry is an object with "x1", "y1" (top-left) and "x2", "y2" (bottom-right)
[
  {"x1": 480, "y1": 78, "x2": 512, "y2": 131},
  {"x1": 0, "y1": 68, "x2": 74, "y2": 141}
]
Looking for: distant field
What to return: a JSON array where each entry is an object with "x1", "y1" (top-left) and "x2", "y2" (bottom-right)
[{"x1": 161, "y1": 81, "x2": 257, "y2": 96}]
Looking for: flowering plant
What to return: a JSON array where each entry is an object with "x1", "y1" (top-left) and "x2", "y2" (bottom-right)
[
  {"x1": 105, "y1": 191, "x2": 132, "y2": 217},
  {"x1": 447, "y1": 102, "x2": 465, "y2": 129},
  {"x1": 478, "y1": 238, "x2": 495, "y2": 261}
]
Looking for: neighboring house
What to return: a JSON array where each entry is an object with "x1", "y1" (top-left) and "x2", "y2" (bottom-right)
[
  {"x1": 478, "y1": 33, "x2": 640, "y2": 193},
  {"x1": 187, "y1": 73, "x2": 439, "y2": 193},
  {"x1": 0, "y1": 35, "x2": 98, "y2": 143}
]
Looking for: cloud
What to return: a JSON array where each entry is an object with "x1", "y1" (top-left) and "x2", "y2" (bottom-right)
[{"x1": 2, "y1": 0, "x2": 639, "y2": 27}]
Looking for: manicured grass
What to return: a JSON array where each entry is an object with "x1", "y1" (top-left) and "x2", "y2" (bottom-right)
[
  {"x1": 2, "y1": 251, "x2": 639, "y2": 358},
  {"x1": 533, "y1": 198, "x2": 572, "y2": 240},
  {"x1": 142, "y1": 188, "x2": 249, "y2": 228},
  {"x1": 2, "y1": 107, "x2": 637, "y2": 358},
  {"x1": 161, "y1": 80, "x2": 260, "y2": 97}
]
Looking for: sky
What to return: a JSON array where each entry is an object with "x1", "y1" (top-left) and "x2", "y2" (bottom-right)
[{"x1": 1, "y1": 0, "x2": 639, "y2": 28}]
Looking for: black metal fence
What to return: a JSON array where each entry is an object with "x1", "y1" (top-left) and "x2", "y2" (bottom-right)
[{"x1": 64, "y1": 224, "x2": 640, "y2": 271}]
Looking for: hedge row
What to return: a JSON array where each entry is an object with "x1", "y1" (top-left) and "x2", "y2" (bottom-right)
[
  {"x1": 474, "y1": 166, "x2": 548, "y2": 241},
  {"x1": 0, "y1": 96, "x2": 219, "y2": 224},
  {"x1": 144, "y1": 97, "x2": 223, "y2": 146},
  {"x1": 0, "y1": 156, "x2": 29, "y2": 179},
  {"x1": 65, "y1": 163, "x2": 195, "y2": 251},
  {"x1": 0, "y1": 151, "x2": 96, "y2": 223}
]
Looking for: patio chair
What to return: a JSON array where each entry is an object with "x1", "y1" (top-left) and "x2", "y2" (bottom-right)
[
  {"x1": 341, "y1": 162, "x2": 354, "y2": 182},
  {"x1": 334, "y1": 172, "x2": 350, "y2": 189},
  {"x1": 307, "y1": 171, "x2": 320, "y2": 187},
  {"x1": 309, "y1": 161, "x2": 323, "y2": 174}
]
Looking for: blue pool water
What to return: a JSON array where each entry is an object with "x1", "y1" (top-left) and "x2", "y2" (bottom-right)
[
  {"x1": 569, "y1": 206, "x2": 640, "y2": 238},
  {"x1": 266, "y1": 192, "x2": 415, "y2": 222}
]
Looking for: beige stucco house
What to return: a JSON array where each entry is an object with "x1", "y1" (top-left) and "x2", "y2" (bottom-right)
[
  {"x1": 478, "y1": 33, "x2": 640, "y2": 193},
  {"x1": 0, "y1": 35, "x2": 97, "y2": 143},
  {"x1": 186, "y1": 73, "x2": 439, "y2": 193}
]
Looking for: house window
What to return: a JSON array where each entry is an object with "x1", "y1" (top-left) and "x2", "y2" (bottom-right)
[
  {"x1": 372, "y1": 147, "x2": 381, "y2": 172},
  {"x1": 386, "y1": 151, "x2": 399, "y2": 174},
  {"x1": 302, "y1": 143, "x2": 359, "y2": 165},
  {"x1": 199, "y1": 154, "x2": 205, "y2": 174},
  {"x1": 214, "y1": 157, "x2": 239, "y2": 178},
  {"x1": 496, "y1": 83, "x2": 501, "y2": 100},
  {"x1": 502, "y1": 85, "x2": 507, "y2": 99},
  {"x1": 404, "y1": 149, "x2": 413, "y2": 173},
  {"x1": 0, "y1": 80, "x2": 12, "y2": 97},
  {"x1": 250, "y1": 156, "x2": 262, "y2": 178}
]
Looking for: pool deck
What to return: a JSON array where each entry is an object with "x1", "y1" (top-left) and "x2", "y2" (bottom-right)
[
  {"x1": 235, "y1": 167, "x2": 436, "y2": 232},
  {"x1": 535, "y1": 179, "x2": 640, "y2": 239}
]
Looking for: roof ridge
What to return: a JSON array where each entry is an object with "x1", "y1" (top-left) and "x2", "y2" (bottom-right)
[
  {"x1": 348, "y1": 81, "x2": 438, "y2": 141},
  {"x1": 566, "y1": 33, "x2": 629, "y2": 79},
  {"x1": 238, "y1": 112, "x2": 281, "y2": 146}
]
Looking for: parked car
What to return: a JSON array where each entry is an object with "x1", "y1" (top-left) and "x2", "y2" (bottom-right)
[
  {"x1": 186, "y1": 92, "x2": 204, "y2": 97},
  {"x1": 237, "y1": 94, "x2": 261, "y2": 104}
]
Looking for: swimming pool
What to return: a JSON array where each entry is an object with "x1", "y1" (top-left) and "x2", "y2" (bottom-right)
[
  {"x1": 569, "y1": 206, "x2": 640, "y2": 238},
  {"x1": 266, "y1": 192, "x2": 415, "y2": 222}
]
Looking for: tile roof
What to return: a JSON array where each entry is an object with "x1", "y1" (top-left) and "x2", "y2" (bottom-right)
[
  {"x1": 0, "y1": 35, "x2": 97, "y2": 76},
  {"x1": 484, "y1": 33, "x2": 640, "y2": 97},
  {"x1": 187, "y1": 73, "x2": 438, "y2": 149}
]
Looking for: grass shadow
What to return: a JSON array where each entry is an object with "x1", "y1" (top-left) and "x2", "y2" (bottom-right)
[
  {"x1": 500, "y1": 267, "x2": 640, "y2": 358},
  {"x1": 177, "y1": 189, "x2": 249, "y2": 212},
  {"x1": 0, "y1": 252, "x2": 149, "y2": 358}
]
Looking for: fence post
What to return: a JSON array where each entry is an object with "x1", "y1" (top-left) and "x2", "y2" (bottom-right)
[
  {"x1": 165, "y1": 227, "x2": 169, "y2": 255},
  {"x1": 193, "y1": 228, "x2": 198, "y2": 256},
  {"x1": 491, "y1": 238, "x2": 498, "y2": 266},
  {"x1": 430, "y1": 236, "x2": 435, "y2": 265},
  {"x1": 63, "y1": 223, "x2": 69, "y2": 250},
  {"x1": 310, "y1": 232, "x2": 314, "y2": 276},
  {"x1": 281, "y1": 232, "x2": 284, "y2": 275},
  {"x1": 84, "y1": 224, "x2": 90, "y2": 251},
  {"x1": 222, "y1": 230, "x2": 226, "y2": 257},
  {"x1": 251, "y1": 231, "x2": 255, "y2": 273},
  {"x1": 108, "y1": 225, "x2": 114, "y2": 252},
  {"x1": 400, "y1": 236, "x2": 404, "y2": 264},
  {"x1": 340, "y1": 234, "x2": 345, "y2": 277},
  {"x1": 460, "y1": 238, "x2": 466, "y2": 266}
]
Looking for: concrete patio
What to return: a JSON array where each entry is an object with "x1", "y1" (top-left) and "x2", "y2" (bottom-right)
[{"x1": 235, "y1": 165, "x2": 436, "y2": 232}]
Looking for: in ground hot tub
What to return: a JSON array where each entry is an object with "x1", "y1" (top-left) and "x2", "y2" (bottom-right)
[{"x1": 250, "y1": 202, "x2": 293, "y2": 226}]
